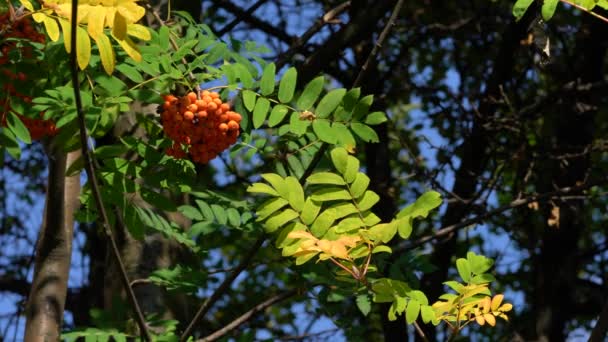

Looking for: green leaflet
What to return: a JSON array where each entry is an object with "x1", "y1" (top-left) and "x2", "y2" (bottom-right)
[
  {"x1": 315, "y1": 88, "x2": 346, "y2": 118},
  {"x1": 260, "y1": 62, "x2": 276, "y2": 95},
  {"x1": 278, "y1": 67, "x2": 297, "y2": 103},
  {"x1": 253, "y1": 97, "x2": 270, "y2": 129},
  {"x1": 541, "y1": 0, "x2": 559, "y2": 21},
  {"x1": 512, "y1": 0, "x2": 535, "y2": 20},
  {"x1": 297, "y1": 76, "x2": 324, "y2": 110}
]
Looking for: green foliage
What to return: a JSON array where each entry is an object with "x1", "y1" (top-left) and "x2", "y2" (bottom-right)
[
  {"x1": 1, "y1": 4, "x2": 515, "y2": 340},
  {"x1": 512, "y1": 0, "x2": 608, "y2": 21}
]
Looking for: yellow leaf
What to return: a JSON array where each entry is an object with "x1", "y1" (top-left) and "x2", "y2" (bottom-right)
[
  {"x1": 498, "y1": 303, "x2": 513, "y2": 312},
  {"x1": 116, "y1": 1, "x2": 146, "y2": 22},
  {"x1": 481, "y1": 296, "x2": 491, "y2": 314},
  {"x1": 42, "y1": 16, "x2": 60, "y2": 41},
  {"x1": 20, "y1": 0, "x2": 34, "y2": 11},
  {"x1": 287, "y1": 230, "x2": 317, "y2": 240},
  {"x1": 87, "y1": 6, "x2": 106, "y2": 39},
  {"x1": 127, "y1": 24, "x2": 151, "y2": 41},
  {"x1": 114, "y1": 36, "x2": 141, "y2": 62},
  {"x1": 112, "y1": 12, "x2": 128, "y2": 40},
  {"x1": 76, "y1": 26, "x2": 91, "y2": 70},
  {"x1": 483, "y1": 313, "x2": 496, "y2": 326},
  {"x1": 94, "y1": 34, "x2": 115, "y2": 74},
  {"x1": 491, "y1": 294, "x2": 504, "y2": 311},
  {"x1": 32, "y1": 12, "x2": 45, "y2": 23},
  {"x1": 58, "y1": 18, "x2": 71, "y2": 52},
  {"x1": 475, "y1": 314, "x2": 485, "y2": 326}
]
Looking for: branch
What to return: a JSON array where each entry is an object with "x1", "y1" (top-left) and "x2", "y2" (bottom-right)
[
  {"x1": 395, "y1": 182, "x2": 599, "y2": 253},
  {"x1": 180, "y1": 235, "x2": 266, "y2": 341},
  {"x1": 299, "y1": 0, "x2": 402, "y2": 184},
  {"x1": 68, "y1": 1, "x2": 150, "y2": 340},
  {"x1": 352, "y1": 0, "x2": 405, "y2": 87},
  {"x1": 211, "y1": 0, "x2": 293, "y2": 44},
  {"x1": 198, "y1": 289, "x2": 298, "y2": 342},
  {"x1": 276, "y1": 1, "x2": 351, "y2": 69},
  {"x1": 216, "y1": 0, "x2": 268, "y2": 36}
]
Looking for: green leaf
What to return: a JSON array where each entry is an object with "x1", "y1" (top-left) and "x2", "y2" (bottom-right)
[
  {"x1": 261, "y1": 173, "x2": 290, "y2": 199},
  {"x1": 6, "y1": 112, "x2": 31, "y2": 144},
  {"x1": 364, "y1": 111, "x2": 387, "y2": 125},
  {"x1": 265, "y1": 208, "x2": 299, "y2": 232},
  {"x1": 396, "y1": 217, "x2": 413, "y2": 239},
  {"x1": 541, "y1": 0, "x2": 559, "y2": 21},
  {"x1": 234, "y1": 63, "x2": 254, "y2": 88},
  {"x1": 268, "y1": 104, "x2": 289, "y2": 127},
  {"x1": 196, "y1": 200, "x2": 214, "y2": 219},
  {"x1": 300, "y1": 198, "x2": 321, "y2": 225},
  {"x1": 421, "y1": 305, "x2": 435, "y2": 324},
  {"x1": 467, "y1": 251, "x2": 494, "y2": 275},
  {"x1": 351, "y1": 123, "x2": 379, "y2": 143},
  {"x1": 356, "y1": 295, "x2": 371, "y2": 316},
  {"x1": 357, "y1": 191, "x2": 380, "y2": 211},
  {"x1": 343, "y1": 155, "x2": 360, "y2": 183},
  {"x1": 116, "y1": 64, "x2": 143, "y2": 83},
  {"x1": 284, "y1": 176, "x2": 305, "y2": 211},
  {"x1": 211, "y1": 204, "x2": 227, "y2": 225},
  {"x1": 471, "y1": 273, "x2": 496, "y2": 284},
  {"x1": 260, "y1": 63, "x2": 276, "y2": 95},
  {"x1": 289, "y1": 111, "x2": 310, "y2": 136},
  {"x1": 311, "y1": 187, "x2": 351, "y2": 202},
  {"x1": 330, "y1": 147, "x2": 349, "y2": 174},
  {"x1": 247, "y1": 182, "x2": 280, "y2": 196},
  {"x1": 253, "y1": 97, "x2": 270, "y2": 129},
  {"x1": 227, "y1": 208, "x2": 241, "y2": 227},
  {"x1": 397, "y1": 191, "x2": 442, "y2": 219},
  {"x1": 353, "y1": 95, "x2": 373, "y2": 120},
  {"x1": 368, "y1": 222, "x2": 397, "y2": 243},
  {"x1": 312, "y1": 120, "x2": 337, "y2": 144},
  {"x1": 456, "y1": 258, "x2": 472, "y2": 283},
  {"x1": 333, "y1": 122, "x2": 356, "y2": 148},
  {"x1": 343, "y1": 88, "x2": 361, "y2": 111},
  {"x1": 349, "y1": 173, "x2": 370, "y2": 198},
  {"x1": 242, "y1": 90, "x2": 257, "y2": 112},
  {"x1": 178, "y1": 205, "x2": 203, "y2": 221},
  {"x1": 310, "y1": 210, "x2": 336, "y2": 236},
  {"x1": 278, "y1": 67, "x2": 297, "y2": 103},
  {"x1": 307, "y1": 172, "x2": 346, "y2": 185},
  {"x1": 297, "y1": 76, "x2": 324, "y2": 110},
  {"x1": 315, "y1": 88, "x2": 346, "y2": 118},
  {"x1": 406, "y1": 299, "x2": 421, "y2": 324},
  {"x1": 513, "y1": 0, "x2": 535, "y2": 20},
  {"x1": 257, "y1": 197, "x2": 289, "y2": 221}
]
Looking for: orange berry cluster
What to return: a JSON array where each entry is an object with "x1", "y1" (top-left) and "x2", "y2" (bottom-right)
[
  {"x1": 160, "y1": 90, "x2": 242, "y2": 164},
  {"x1": 0, "y1": 12, "x2": 56, "y2": 141}
]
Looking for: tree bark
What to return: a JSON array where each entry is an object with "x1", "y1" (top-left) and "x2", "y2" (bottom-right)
[
  {"x1": 24, "y1": 148, "x2": 81, "y2": 341},
  {"x1": 531, "y1": 15, "x2": 608, "y2": 342}
]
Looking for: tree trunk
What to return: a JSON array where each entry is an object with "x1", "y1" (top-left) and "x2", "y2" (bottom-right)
[
  {"x1": 531, "y1": 15, "x2": 608, "y2": 342},
  {"x1": 24, "y1": 148, "x2": 81, "y2": 341}
]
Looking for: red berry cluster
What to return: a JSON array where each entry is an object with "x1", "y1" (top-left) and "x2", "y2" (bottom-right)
[
  {"x1": 160, "y1": 90, "x2": 242, "y2": 164},
  {"x1": 0, "y1": 12, "x2": 56, "y2": 141}
]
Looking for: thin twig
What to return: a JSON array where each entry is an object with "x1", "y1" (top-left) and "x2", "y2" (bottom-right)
[
  {"x1": 395, "y1": 182, "x2": 599, "y2": 253},
  {"x1": 217, "y1": 0, "x2": 268, "y2": 36},
  {"x1": 69, "y1": 1, "x2": 150, "y2": 340},
  {"x1": 413, "y1": 321, "x2": 430, "y2": 342},
  {"x1": 276, "y1": 1, "x2": 351, "y2": 69},
  {"x1": 299, "y1": 0, "x2": 403, "y2": 183},
  {"x1": 198, "y1": 289, "x2": 299, "y2": 342},
  {"x1": 560, "y1": 0, "x2": 608, "y2": 24},
  {"x1": 352, "y1": 0, "x2": 405, "y2": 87},
  {"x1": 180, "y1": 235, "x2": 266, "y2": 341}
]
